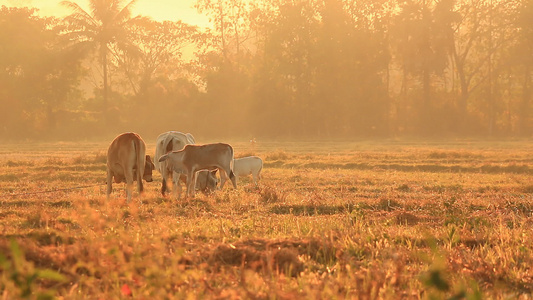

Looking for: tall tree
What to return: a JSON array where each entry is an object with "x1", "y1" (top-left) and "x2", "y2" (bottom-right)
[
  {"x1": 192, "y1": 0, "x2": 255, "y2": 137},
  {"x1": 451, "y1": 0, "x2": 484, "y2": 127},
  {"x1": 473, "y1": 0, "x2": 519, "y2": 135},
  {"x1": 392, "y1": 0, "x2": 456, "y2": 134},
  {"x1": 195, "y1": 0, "x2": 251, "y2": 65},
  {"x1": 320, "y1": 0, "x2": 390, "y2": 136},
  {"x1": 114, "y1": 17, "x2": 198, "y2": 97},
  {"x1": 516, "y1": 0, "x2": 533, "y2": 135},
  {"x1": 249, "y1": 0, "x2": 320, "y2": 136},
  {"x1": 0, "y1": 6, "x2": 82, "y2": 138},
  {"x1": 61, "y1": 0, "x2": 138, "y2": 108}
]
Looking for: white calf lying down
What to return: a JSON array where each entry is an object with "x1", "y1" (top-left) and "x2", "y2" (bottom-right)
[
  {"x1": 233, "y1": 156, "x2": 263, "y2": 185},
  {"x1": 158, "y1": 143, "x2": 237, "y2": 198}
]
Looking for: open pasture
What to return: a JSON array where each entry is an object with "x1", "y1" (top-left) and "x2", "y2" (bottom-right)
[{"x1": 0, "y1": 139, "x2": 532, "y2": 299}]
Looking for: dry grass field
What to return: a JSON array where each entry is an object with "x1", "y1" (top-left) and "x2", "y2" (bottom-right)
[{"x1": 0, "y1": 139, "x2": 532, "y2": 299}]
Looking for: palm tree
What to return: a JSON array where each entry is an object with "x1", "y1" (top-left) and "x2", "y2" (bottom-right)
[{"x1": 61, "y1": 0, "x2": 138, "y2": 107}]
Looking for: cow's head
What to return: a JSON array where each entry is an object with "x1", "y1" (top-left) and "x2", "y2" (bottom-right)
[{"x1": 143, "y1": 155, "x2": 155, "y2": 182}]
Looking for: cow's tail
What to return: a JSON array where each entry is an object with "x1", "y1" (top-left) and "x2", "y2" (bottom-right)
[
  {"x1": 229, "y1": 146, "x2": 237, "y2": 188},
  {"x1": 163, "y1": 134, "x2": 174, "y2": 153},
  {"x1": 158, "y1": 135, "x2": 173, "y2": 196},
  {"x1": 134, "y1": 137, "x2": 144, "y2": 193},
  {"x1": 229, "y1": 147, "x2": 235, "y2": 175}
]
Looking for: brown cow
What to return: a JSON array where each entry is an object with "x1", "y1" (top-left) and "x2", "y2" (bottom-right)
[
  {"x1": 158, "y1": 143, "x2": 237, "y2": 198},
  {"x1": 106, "y1": 132, "x2": 155, "y2": 202}
]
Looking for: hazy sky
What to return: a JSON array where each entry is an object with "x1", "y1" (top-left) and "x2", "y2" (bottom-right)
[{"x1": 0, "y1": 0, "x2": 210, "y2": 27}]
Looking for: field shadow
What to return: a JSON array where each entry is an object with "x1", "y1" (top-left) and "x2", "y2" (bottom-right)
[
  {"x1": 48, "y1": 200, "x2": 73, "y2": 208},
  {"x1": 394, "y1": 236, "x2": 489, "y2": 249},
  {"x1": 4, "y1": 231, "x2": 76, "y2": 246},
  {"x1": 0, "y1": 200, "x2": 34, "y2": 207},
  {"x1": 173, "y1": 197, "x2": 213, "y2": 212},
  {"x1": 205, "y1": 237, "x2": 338, "y2": 277},
  {"x1": 270, "y1": 204, "x2": 358, "y2": 215},
  {"x1": 265, "y1": 161, "x2": 532, "y2": 175}
]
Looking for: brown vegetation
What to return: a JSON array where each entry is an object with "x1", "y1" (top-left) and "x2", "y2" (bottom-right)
[
  {"x1": 1, "y1": 1, "x2": 531, "y2": 296},
  {"x1": 0, "y1": 139, "x2": 532, "y2": 298}
]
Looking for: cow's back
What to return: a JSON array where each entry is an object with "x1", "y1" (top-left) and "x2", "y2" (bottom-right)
[
  {"x1": 107, "y1": 132, "x2": 145, "y2": 170},
  {"x1": 183, "y1": 143, "x2": 233, "y2": 167},
  {"x1": 154, "y1": 131, "x2": 195, "y2": 174},
  {"x1": 106, "y1": 132, "x2": 150, "y2": 201},
  {"x1": 234, "y1": 156, "x2": 263, "y2": 177}
]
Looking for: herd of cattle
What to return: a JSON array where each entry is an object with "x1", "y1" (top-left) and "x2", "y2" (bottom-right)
[{"x1": 106, "y1": 131, "x2": 263, "y2": 202}]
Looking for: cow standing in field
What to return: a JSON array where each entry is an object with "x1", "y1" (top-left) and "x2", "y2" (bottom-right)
[
  {"x1": 154, "y1": 131, "x2": 217, "y2": 198},
  {"x1": 158, "y1": 143, "x2": 237, "y2": 198},
  {"x1": 234, "y1": 156, "x2": 263, "y2": 185},
  {"x1": 154, "y1": 131, "x2": 194, "y2": 196},
  {"x1": 106, "y1": 132, "x2": 155, "y2": 202}
]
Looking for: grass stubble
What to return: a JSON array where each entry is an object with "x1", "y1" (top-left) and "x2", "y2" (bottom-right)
[{"x1": 0, "y1": 139, "x2": 531, "y2": 299}]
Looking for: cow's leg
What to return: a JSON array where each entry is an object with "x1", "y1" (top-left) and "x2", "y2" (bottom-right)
[
  {"x1": 187, "y1": 171, "x2": 198, "y2": 198},
  {"x1": 124, "y1": 169, "x2": 134, "y2": 203},
  {"x1": 161, "y1": 162, "x2": 172, "y2": 196},
  {"x1": 219, "y1": 169, "x2": 228, "y2": 190},
  {"x1": 106, "y1": 170, "x2": 113, "y2": 199},
  {"x1": 252, "y1": 172, "x2": 258, "y2": 185},
  {"x1": 172, "y1": 171, "x2": 182, "y2": 199},
  {"x1": 184, "y1": 170, "x2": 192, "y2": 198},
  {"x1": 136, "y1": 171, "x2": 144, "y2": 195},
  {"x1": 161, "y1": 178, "x2": 167, "y2": 196},
  {"x1": 184, "y1": 174, "x2": 191, "y2": 198},
  {"x1": 229, "y1": 170, "x2": 237, "y2": 189},
  {"x1": 161, "y1": 169, "x2": 169, "y2": 196}
]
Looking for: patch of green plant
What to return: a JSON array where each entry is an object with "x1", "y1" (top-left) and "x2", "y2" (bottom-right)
[{"x1": 0, "y1": 240, "x2": 66, "y2": 299}]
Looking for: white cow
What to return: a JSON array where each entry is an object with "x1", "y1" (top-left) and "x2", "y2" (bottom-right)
[
  {"x1": 158, "y1": 143, "x2": 237, "y2": 198},
  {"x1": 233, "y1": 156, "x2": 263, "y2": 185}
]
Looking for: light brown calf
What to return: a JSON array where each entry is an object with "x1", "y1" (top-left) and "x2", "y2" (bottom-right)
[
  {"x1": 158, "y1": 143, "x2": 237, "y2": 198},
  {"x1": 106, "y1": 132, "x2": 155, "y2": 202}
]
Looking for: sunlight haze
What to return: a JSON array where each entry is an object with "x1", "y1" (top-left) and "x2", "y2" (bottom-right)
[
  {"x1": 0, "y1": 0, "x2": 209, "y2": 26},
  {"x1": 1, "y1": 0, "x2": 531, "y2": 140}
]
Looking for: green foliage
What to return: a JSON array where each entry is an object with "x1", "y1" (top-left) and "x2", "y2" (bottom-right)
[
  {"x1": 421, "y1": 245, "x2": 484, "y2": 300},
  {"x1": 0, "y1": 240, "x2": 65, "y2": 299}
]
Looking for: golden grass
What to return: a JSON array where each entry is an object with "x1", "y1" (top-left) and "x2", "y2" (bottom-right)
[{"x1": 0, "y1": 139, "x2": 532, "y2": 299}]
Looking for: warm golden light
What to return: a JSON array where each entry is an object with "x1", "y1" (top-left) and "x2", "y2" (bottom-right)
[
  {"x1": 0, "y1": 0, "x2": 210, "y2": 26},
  {"x1": 0, "y1": 0, "x2": 531, "y2": 139}
]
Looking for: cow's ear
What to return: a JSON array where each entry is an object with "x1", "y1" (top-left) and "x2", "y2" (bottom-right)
[
  {"x1": 211, "y1": 169, "x2": 218, "y2": 175},
  {"x1": 158, "y1": 154, "x2": 168, "y2": 162}
]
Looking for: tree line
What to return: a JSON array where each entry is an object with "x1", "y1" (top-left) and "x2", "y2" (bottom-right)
[{"x1": 0, "y1": 0, "x2": 531, "y2": 140}]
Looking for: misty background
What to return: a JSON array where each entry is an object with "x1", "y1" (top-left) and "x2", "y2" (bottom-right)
[{"x1": 0, "y1": 0, "x2": 532, "y2": 141}]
